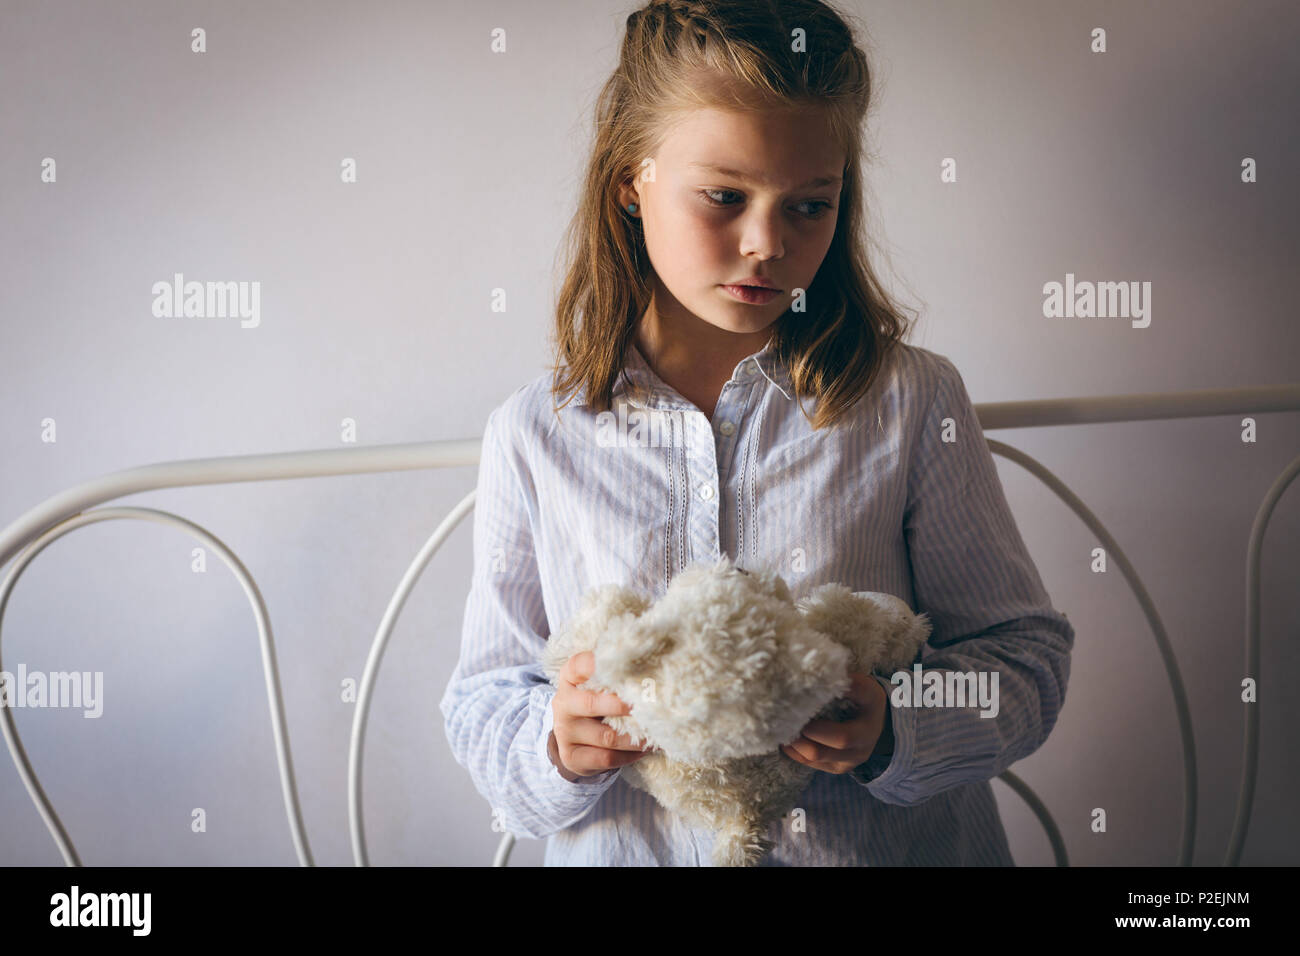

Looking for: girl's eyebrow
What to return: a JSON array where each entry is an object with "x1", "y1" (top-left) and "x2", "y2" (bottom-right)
[{"x1": 686, "y1": 162, "x2": 842, "y2": 189}]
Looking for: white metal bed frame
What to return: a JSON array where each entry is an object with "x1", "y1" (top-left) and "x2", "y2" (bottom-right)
[{"x1": 2, "y1": 381, "x2": 1297, "y2": 867}]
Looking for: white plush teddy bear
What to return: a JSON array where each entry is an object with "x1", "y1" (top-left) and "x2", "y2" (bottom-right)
[{"x1": 540, "y1": 554, "x2": 931, "y2": 866}]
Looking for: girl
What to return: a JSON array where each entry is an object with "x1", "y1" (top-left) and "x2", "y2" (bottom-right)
[{"x1": 440, "y1": 0, "x2": 1074, "y2": 866}]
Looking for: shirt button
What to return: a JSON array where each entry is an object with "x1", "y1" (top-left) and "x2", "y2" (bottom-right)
[
  {"x1": 718, "y1": 420, "x2": 735, "y2": 435},
  {"x1": 699, "y1": 485, "x2": 715, "y2": 500}
]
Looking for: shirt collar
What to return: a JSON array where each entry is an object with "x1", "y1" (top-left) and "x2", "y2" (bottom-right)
[{"x1": 571, "y1": 336, "x2": 793, "y2": 409}]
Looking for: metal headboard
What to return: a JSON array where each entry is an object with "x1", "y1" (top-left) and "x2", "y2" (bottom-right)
[{"x1": 2, "y1": 383, "x2": 1297, "y2": 867}]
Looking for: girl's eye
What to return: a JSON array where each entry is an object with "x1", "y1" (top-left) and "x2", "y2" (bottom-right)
[
  {"x1": 796, "y1": 200, "x2": 834, "y2": 218},
  {"x1": 700, "y1": 188, "x2": 743, "y2": 207},
  {"x1": 699, "y1": 189, "x2": 834, "y2": 219}
]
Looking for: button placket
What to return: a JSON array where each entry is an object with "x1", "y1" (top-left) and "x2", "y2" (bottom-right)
[
  {"x1": 682, "y1": 410, "x2": 721, "y2": 562},
  {"x1": 709, "y1": 372, "x2": 760, "y2": 566}
]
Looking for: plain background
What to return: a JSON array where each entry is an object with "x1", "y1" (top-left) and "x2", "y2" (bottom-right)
[{"x1": 1, "y1": 0, "x2": 1296, "y2": 867}]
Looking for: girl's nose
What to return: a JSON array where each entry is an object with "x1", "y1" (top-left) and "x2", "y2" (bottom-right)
[{"x1": 739, "y1": 210, "x2": 785, "y2": 261}]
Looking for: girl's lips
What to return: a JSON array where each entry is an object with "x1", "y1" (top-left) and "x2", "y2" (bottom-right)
[{"x1": 721, "y1": 284, "x2": 781, "y2": 305}]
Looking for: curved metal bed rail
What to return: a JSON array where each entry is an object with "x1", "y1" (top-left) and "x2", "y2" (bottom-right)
[
  {"x1": 0, "y1": 507, "x2": 313, "y2": 866},
  {"x1": 1, "y1": 383, "x2": 1296, "y2": 867}
]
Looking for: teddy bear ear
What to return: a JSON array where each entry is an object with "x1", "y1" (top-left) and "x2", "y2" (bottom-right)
[
  {"x1": 733, "y1": 560, "x2": 789, "y2": 603},
  {"x1": 894, "y1": 610, "x2": 933, "y2": 658},
  {"x1": 597, "y1": 617, "x2": 676, "y2": 688},
  {"x1": 626, "y1": 631, "x2": 675, "y2": 673},
  {"x1": 857, "y1": 597, "x2": 933, "y2": 669}
]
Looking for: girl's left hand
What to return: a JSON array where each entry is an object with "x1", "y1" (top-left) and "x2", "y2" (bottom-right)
[{"x1": 780, "y1": 670, "x2": 890, "y2": 774}]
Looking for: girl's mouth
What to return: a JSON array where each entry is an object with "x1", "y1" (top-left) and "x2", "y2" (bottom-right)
[{"x1": 721, "y1": 284, "x2": 781, "y2": 305}]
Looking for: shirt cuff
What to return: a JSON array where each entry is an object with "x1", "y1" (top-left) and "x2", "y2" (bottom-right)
[
  {"x1": 851, "y1": 673, "x2": 916, "y2": 794},
  {"x1": 535, "y1": 686, "x2": 622, "y2": 792}
]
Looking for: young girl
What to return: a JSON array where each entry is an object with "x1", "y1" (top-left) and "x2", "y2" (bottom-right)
[{"x1": 440, "y1": 0, "x2": 1074, "y2": 866}]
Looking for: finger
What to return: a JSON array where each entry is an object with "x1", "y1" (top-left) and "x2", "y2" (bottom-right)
[
  {"x1": 559, "y1": 654, "x2": 635, "y2": 716},
  {"x1": 781, "y1": 736, "x2": 822, "y2": 764},
  {"x1": 799, "y1": 717, "x2": 864, "y2": 750},
  {"x1": 559, "y1": 650, "x2": 596, "y2": 685},
  {"x1": 564, "y1": 743, "x2": 651, "y2": 774},
  {"x1": 564, "y1": 715, "x2": 654, "y2": 752},
  {"x1": 561, "y1": 681, "x2": 634, "y2": 719}
]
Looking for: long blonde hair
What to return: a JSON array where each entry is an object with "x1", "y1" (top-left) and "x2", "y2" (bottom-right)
[{"x1": 548, "y1": 0, "x2": 917, "y2": 430}]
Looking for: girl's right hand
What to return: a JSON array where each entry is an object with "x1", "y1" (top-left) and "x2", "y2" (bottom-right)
[{"x1": 549, "y1": 650, "x2": 655, "y2": 780}]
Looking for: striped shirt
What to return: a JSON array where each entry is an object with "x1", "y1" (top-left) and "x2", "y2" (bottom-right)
[{"x1": 439, "y1": 336, "x2": 1074, "y2": 865}]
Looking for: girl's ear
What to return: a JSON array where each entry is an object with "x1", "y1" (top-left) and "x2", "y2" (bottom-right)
[{"x1": 619, "y1": 168, "x2": 647, "y2": 209}]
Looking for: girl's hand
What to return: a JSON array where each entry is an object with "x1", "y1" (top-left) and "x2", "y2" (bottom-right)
[
  {"x1": 549, "y1": 651, "x2": 657, "y2": 781},
  {"x1": 780, "y1": 670, "x2": 891, "y2": 774}
]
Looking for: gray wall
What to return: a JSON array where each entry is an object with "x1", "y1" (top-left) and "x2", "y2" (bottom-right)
[{"x1": 1, "y1": 0, "x2": 1296, "y2": 867}]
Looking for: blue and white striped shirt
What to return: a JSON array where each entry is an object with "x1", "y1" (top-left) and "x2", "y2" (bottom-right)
[{"x1": 440, "y1": 337, "x2": 1074, "y2": 865}]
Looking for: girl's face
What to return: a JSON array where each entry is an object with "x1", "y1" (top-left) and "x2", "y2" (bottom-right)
[{"x1": 624, "y1": 104, "x2": 845, "y2": 338}]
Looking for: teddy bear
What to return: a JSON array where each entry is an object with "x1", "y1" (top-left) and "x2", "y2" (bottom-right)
[{"x1": 540, "y1": 554, "x2": 931, "y2": 866}]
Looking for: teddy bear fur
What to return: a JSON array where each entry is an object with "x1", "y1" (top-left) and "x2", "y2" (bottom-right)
[{"x1": 540, "y1": 554, "x2": 931, "y2": 866}]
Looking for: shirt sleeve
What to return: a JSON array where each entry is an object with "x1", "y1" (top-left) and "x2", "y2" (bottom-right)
[
  {"x1": 439, "y1": 402, "x2": 620, "y2": 840},
  {"x1": 852, "y1": 354, "x2": 1075, "y2": 805}
]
